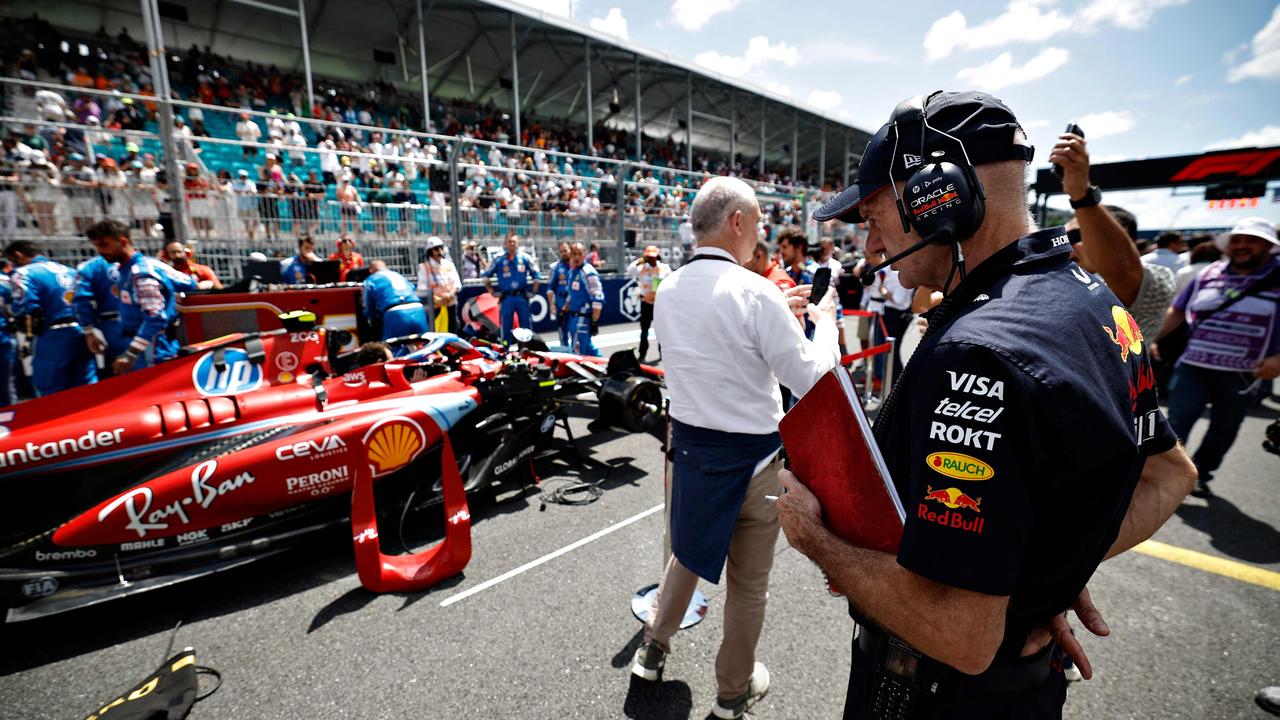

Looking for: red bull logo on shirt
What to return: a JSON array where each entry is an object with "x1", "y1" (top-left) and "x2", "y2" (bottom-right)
[
  {"x1": 1102, "y1": 305, "x2": 1144, "y2": 363},
  {"x1": 919, "y1": 486, "x2": 985, "y2": 534}
]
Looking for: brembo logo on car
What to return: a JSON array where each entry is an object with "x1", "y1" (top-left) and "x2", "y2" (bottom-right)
[{"x1": 0, "y1": 428, "x2": 125, "y2": 469}]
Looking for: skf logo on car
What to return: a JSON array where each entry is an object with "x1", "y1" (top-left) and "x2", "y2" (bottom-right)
[
  {"x1": 919, "y1": 487, "x2": 985, "y2": 534},
  {"x1": 192, "y1": 347, "x2": 263, "y2": 396},
  {"x1": 1103, "y1": 305, "x2": 1144, "y2": 363},
  {"x1": 363, "y1": 417, "x2": 426, "y2": 477},
  {"x1": 925, "y1": 452, "x2": 994, "y2": 482},
  {"x1": 275, "y1": 434, "x2": 348, "y2": 461},
  {"x1": 0, "y1": 428, "x2": 125, "y2": 469}
]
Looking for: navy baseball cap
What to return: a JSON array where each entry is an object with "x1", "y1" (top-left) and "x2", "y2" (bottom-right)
[{"x1": 815, "y1": 90, "x2": 1034, "y2": 223}]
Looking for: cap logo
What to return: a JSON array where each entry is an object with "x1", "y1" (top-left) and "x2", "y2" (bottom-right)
[{"x1": 903, "y1": 153, "x2": 922, "y2": 169}]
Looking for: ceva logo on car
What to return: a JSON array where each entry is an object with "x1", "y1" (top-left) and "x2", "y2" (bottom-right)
[{"x1": 192, "y1": 348, "x2": 263, "y2": 396}]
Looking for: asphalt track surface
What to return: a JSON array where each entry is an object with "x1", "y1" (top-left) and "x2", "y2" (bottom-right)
[{"x1": 2, "y1": 323, "x2": 1278, "y2": 720}]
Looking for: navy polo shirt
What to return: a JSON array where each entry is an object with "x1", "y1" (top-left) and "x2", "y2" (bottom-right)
[{"x1": 875, "y1": 227, "x2": 1177, "y2": 659}]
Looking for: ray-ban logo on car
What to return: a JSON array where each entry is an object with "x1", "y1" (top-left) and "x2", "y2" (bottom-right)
[{"x1": 192, "y1": 348, "x2": 263, "y2": 396}]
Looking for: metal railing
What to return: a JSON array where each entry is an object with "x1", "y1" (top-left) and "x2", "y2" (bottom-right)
[{"x1": 2, "y1": 76, "x2": 855, "y2": 280}]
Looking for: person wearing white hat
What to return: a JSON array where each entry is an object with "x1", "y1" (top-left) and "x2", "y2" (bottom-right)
[
  {"x1": 1152, "y1": 216, "x2": 1280, "y2": 497},
  {"x1": 417, "y1": 236, "x2": 460, "y2": 333}
]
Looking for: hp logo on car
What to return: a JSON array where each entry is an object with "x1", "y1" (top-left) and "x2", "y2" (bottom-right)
[{"x1": 192, "y1": 348, "x2": 263, "y2": 396}]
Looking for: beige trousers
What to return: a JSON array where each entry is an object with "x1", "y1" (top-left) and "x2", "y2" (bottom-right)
[{"x1": 645, "y1": 456, "x2": 783, "y2": 699}]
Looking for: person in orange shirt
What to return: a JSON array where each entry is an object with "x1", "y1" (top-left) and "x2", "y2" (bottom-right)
[
  {"x1": 163, "y1": 240, "x2": 222, "y2": 289},
  {"x1": 328, "y1": 234, "x2": 365, "y2": 281}
]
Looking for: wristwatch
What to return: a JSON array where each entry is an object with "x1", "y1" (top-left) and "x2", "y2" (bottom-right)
[{"x1": 1069, "y1": 184, "x2": 1102, "y2": 209}]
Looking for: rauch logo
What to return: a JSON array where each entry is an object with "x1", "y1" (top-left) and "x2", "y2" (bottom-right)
[{"x1": 925, "y1": 452, "x2": 994, "y2": 482}]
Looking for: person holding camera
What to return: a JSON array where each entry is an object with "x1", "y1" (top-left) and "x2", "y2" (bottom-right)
[
  {"x1": 562, "y1": 242, "x2": 604, "y2": 357},
  {"x1": 483, "y1": 232, "x2": 541, "y2": 343},
  {"x1": 777, "y1": 91, "x2": 1196, "y2": 719},
  {"x1": 631, "y1": 176, "x2": 839, "y2": 719}
]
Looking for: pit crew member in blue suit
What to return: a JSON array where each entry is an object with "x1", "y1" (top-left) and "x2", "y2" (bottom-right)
[
  {"x1": 546, "y1": 241, "x2": 573, "y2": 348},
  {"x1": 3, "y1": 240, "x2": 97, "y2": 394},
  {"x1": 74, "y1": 251, "x2": 129, "y2": 369},
  {"x1": 363, "y1": 260, "x2": 429, "y2": 349},
  {"x1": 0, "y1": 264, "x2": 17, "y2": 406},
  {"x1": 483, "y1": 232, "x2": 541, "y2": 343},
  {"x1": 86, "y1": 219, "x2": 198, "y2": 374},
  {"x1": 562, "y1": 242, "x2": 605, "y2": 357}
]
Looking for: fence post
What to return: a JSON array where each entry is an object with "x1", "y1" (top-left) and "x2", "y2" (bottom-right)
[
  {"x1": 615, "y1": 162, "x2": 629, "y2": 266},
  {"x1": 448, "y1": 140, "x2": 463, "y2": 261}
]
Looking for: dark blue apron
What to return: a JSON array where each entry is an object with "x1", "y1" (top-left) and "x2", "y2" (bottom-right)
[{"x1": 669, "y1": 418, "x2": 780, "y2": 583}]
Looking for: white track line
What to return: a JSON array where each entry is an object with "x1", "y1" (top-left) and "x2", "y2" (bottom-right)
[{"x1": 440, "y1": 502, "x2": 665, "y2": 607}]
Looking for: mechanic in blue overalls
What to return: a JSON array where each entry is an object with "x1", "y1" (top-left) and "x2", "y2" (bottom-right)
[
  {"x1": 483, "y1": 233, "x2": 541, "y2": 343},
  {"x1": 0, "y1": 263, "x2": 17, "y2": 406},
  {"x1": 562, "y1": 242, "x2": 605, "y2": 356},
  {"x1": 363, "y1": 260, "x2": 429, "y2": 350},
  {"x1": 85, "y1": 219, "x2": 198, "y2": 374},
  {"x1": 74, "y1": 251, "x2": 129, "y2": 371},
  {"x1": 546, "y1": 241, "x2": 572, "y2": 348},
  {"x1": 3, "y1": 240, "x2": 98, "y2": 394}
]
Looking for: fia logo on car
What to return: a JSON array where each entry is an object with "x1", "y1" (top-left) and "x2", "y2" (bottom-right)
[{"x1": 192, "y1": 348, "x2": 263, "y2": 396}]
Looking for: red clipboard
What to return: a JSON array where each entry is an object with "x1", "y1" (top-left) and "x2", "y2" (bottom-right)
[{"x1": 780, "y1": 368, "x2": 905, "y2": 559}]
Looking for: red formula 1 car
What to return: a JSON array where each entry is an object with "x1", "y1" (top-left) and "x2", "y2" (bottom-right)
[{"x1": 0, "y1": 324, "x2": 663, "y2": 622}]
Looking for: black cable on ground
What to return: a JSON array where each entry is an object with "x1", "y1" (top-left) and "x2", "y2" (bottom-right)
[{"x1": 535, "y1": 454, "x2": 610, "y2": 509}]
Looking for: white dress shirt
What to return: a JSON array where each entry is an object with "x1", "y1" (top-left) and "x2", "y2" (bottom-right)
[{"x1": 654, "y1": 246, "x2": 839, "y2": 436}]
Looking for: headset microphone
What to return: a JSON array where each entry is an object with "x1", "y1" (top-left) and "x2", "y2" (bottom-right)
[{"x1": 858, "y1": 222, "x2": 959, "y2": 286}]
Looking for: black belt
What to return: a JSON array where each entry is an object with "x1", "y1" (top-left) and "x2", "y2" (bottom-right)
[
  {"x1": 99, "y1": 312, "x2": 120, "y2": 321},
  {"x1": 856, "y1": 623, "x2": 1053, "y2": 694}
]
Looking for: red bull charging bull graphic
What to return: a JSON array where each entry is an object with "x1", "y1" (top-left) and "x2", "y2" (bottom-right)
[{"x1": 1102, "y1": 305, "x2": 1145, "y2": 363}]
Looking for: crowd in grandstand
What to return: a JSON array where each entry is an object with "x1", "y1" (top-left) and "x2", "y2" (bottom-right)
[{"x1": 1, "y1": 13, "x2": 821, "y2": 251}]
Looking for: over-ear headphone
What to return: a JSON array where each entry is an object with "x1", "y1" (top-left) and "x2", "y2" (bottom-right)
[{"x1": 888, "y1": 92, "x2": 986, "y2": 247}]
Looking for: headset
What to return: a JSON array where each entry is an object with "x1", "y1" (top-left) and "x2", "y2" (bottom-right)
[
  {"x1": 861, "y1": 92, "x2": 985, "y2": 292},
  {"x1": 887, "y1": 92, "x2": 986, "y2": 248}
]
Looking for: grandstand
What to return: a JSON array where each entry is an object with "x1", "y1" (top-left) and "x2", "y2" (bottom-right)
[{"x1": 0, "y1": 0, "x2": 871, "y2": 280}]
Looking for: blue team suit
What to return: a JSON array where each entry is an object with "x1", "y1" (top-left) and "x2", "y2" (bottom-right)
[
  {"x1": 363, "y1": 269, "x2": 429, "y2": 348},
  {"x1": 74, "y1": 256, "x2": 129, "y2": 365},
  {"x1": 117, "y1": 251, "x2": 197, "y2": 369},
  {"x1": 0, "y1": 272, "x2": 17, "y2": 406},
  {"x1": 11, "y1": 255, "x2": 97, "y2": 394},
  {"x1": 281, "y1": 255, "x2": 309, "y2": 284},
  {"x1": 565, "y1": 262, "x2": 605, "y2": 356},
  {"x1": 547, "y1": 259, "x2": 572, "y2": 348},
  {"x1": 484, "y1": 253, "x2": 541, "y2": 342}
]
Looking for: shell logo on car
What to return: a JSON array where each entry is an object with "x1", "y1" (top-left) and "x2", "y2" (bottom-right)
[{"x1": 363, "y1": 416, "x2": 426, "y2": 477}]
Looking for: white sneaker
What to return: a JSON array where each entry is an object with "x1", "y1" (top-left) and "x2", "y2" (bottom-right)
[
  {"x1": 1064, "y1": 663, "x2": 1084, "y2": 683},
  {"x1": 630, "y1": 641, "x2": 666, "y2": 682},
  {"x1": 711, "y1": 662, "x2": 770, "y2": 719}
]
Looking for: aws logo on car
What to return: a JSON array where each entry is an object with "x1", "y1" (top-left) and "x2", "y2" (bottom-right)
[
  {"x1": 192, "y1": 348, "x2": 263, "y2": 396},
  {"x1": 925, "y1": 451, "x2": 994, "y2": 482}
]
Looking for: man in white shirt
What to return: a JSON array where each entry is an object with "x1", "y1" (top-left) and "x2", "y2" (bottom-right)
[
  {"x1": 632, "y1": 176, "x2": 838, "y2": 719},
  {"x1": 865, "y1": 261, "x2": 914, "y2": 383},
  {"x1": 1142, "y1": 231, "x2": 1188, "y2": 273}
]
